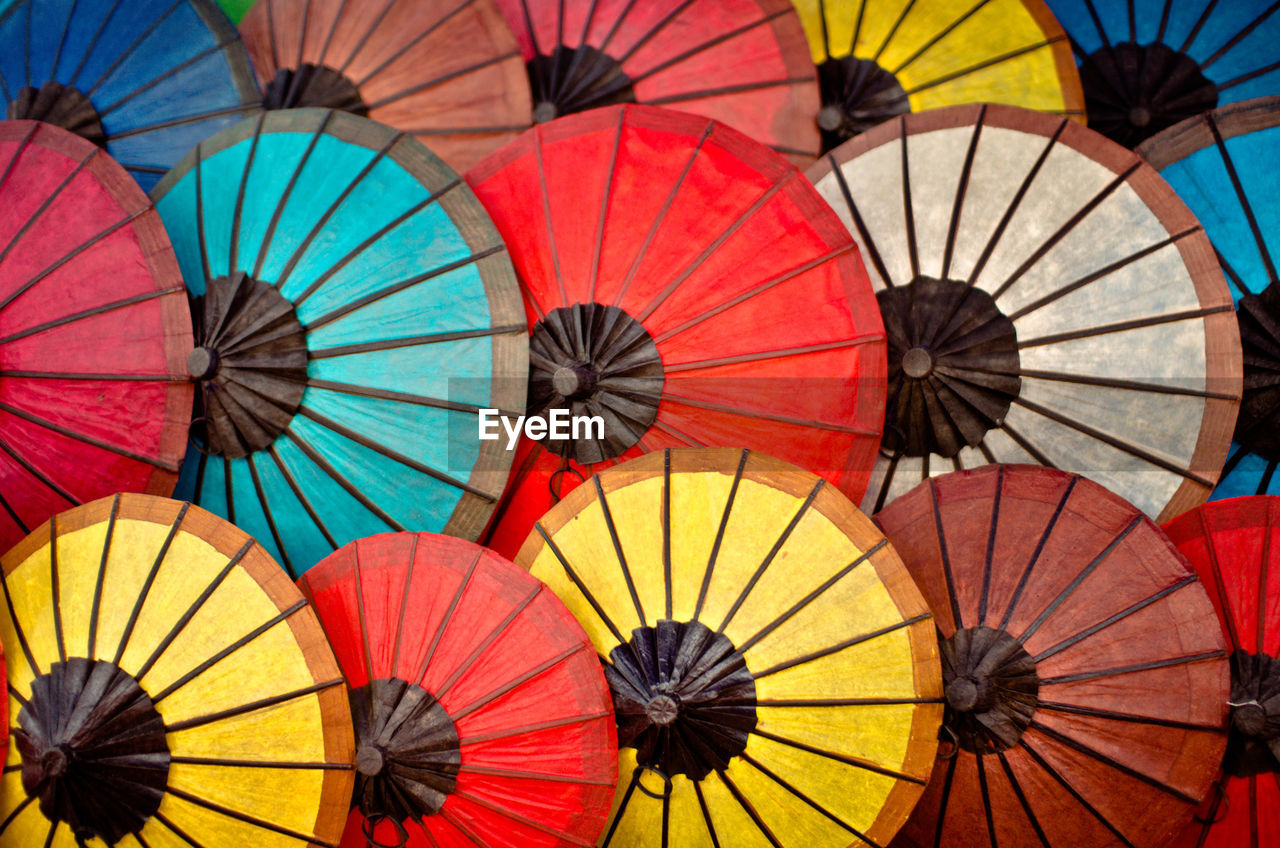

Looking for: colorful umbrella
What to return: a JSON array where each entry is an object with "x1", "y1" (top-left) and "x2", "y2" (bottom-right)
[
  {"x1": 876, "y1": 464, "x2": 1229, "y2": 848},
  {"x1": 467, "y1": 103, "x2": 886, "y2": 558},
  {"x1": 492, "y1": 0, "x2": 820, "y2": 164},
  {"x1": 0, "y1": 493, "x2": 354, "y2": 847},
  {"x1": 516, "y1": 447, "x2": 942, "y2": 848},
  {"x1": 0, "y1": 120, "x2": 192, "y2": 553},
  {"x1": 792, "y1": 0, "x2": 1085, "y2": 152},
  {"x1": 299, "y1": 531, "x2": 617, "y2": 848},
  {"x1": 151, "y1": 108, "x2": 528, "y2": 578},
  {"x1": 239, "y1": 0, "x2": 531, "y2": 173},
  {"x1": 1162, "y1": 496, "x2": 1280, "y2": 848},
  {"x1": 1138, "y1": 96, "x2": 1280, "y2": 499},
  {"x1": 1047, "y1": 0, "x2": 1280, "y2": 147},
  {"x1": 807, "y1": 103, "x2": 1241, "y2": 523},
  {"x1": 0, "y1": 0, "x2": 261, "y2": 191}
]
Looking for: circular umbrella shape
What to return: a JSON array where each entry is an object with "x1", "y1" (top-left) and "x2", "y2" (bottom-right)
[
  {"x1": 876, "y1": 464, "x2": 1229, "y2": 848},
  {"x1": 239, "y1": 0, "x2": 532, "y2": 174},
  {"x1": 1046, "y1": 0, "x2": 1280, "y2": 148},
  {"x1": 0, "y1": 0, "x2": 261, "y2": 192},
  {"x1": 515, "y1": 447, "x2": 943, "y2": 848},
  {"x1": 1138, "y1": 96, "x2": 1280, "y2": 499},
  {"x1": 0, "y1": 493, "x2": 355, "y2": 846},
  {"x1": 791, "y1": 0, "x2": 1085, "y2": 153},
  {"x1": 491, "y1": 0, "x2": 821, "y2": 165},
  {"x1": 467, "y1": 103, "x2": 887, "y2": 559},
  {"x1": 0, "y1": 120, "x2": 192, "y2": 554},
  {"x1": 807, "y1": 103, "x2": 1241, "y2": 523},
  {"x1": 299, "y1": 532, "x2": 617, "y2": 848},
  {"x1": 151, "y1": 108, "x2": 527, "y2": 578},
  {"x1": 1162, "y1": 496, "x2": 1280, "y2": 848}
]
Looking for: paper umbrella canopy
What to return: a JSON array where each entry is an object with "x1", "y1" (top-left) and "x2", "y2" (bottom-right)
[
  {"x1": 299, "y1": 531, "x2": 618, "y2": 847},
  {"x1": 467, "y1": 103, "x2": 887, "y2": 559},
  {"x1": 790, "y1": 0, "x2": 1084, "y2": 152},
  {"x1": 239, "y1": 0, "x2": 531, "y2": 172},
  {"x1": 1162, "y1": 496, "x2": 1280, "y2": 848},
  {"x1": 1047, "y1": 0, "x2": 1280, "y2": 147},
  {"x1": 806, "y1": 103, "x2": 1242, "y2": 523},
  {"x1": 515, "y1": 447, "x2": 943, "y2": 848},
  {"x1": 1138, "y1": 95, "x2": 1280, "y2": 499},
  {"x1": 0, "y1": 493, "x2": 355, "y2": 847},
  {"x1": 492, "y1": 0, "x2": 821, "y2": 164},
  {"x1": 151, "y1": 107, "x2": 527, "y2": 578},
  {"x1": 0, "y1": 120, "x2": 193, "y2": 554},
  {"x1": 876, "y1": 464, "x2": 1229, "y2": 848},
  {"x1": 0, "y1": 0, "x2": 261, "y2": 191}
]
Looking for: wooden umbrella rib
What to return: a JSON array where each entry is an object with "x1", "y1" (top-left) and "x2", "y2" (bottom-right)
[
  {"x1": 929, "y1": 479, "x2": 966, "y2": 630},
  {"x1": 1209, "y1": 114, "x2": 1279, "y2": 285},
  {"x1": 458, "y1": 762, "x2": 613, "y2": 786},
  {"x1": 976, "y1": 754, "x2": 999, "y2": 848},
  {"x1": 663, "y1": 450, "x2": 673, "y2": 617},
  {"x1": 892, "y1": 0, "x2": 994, "y2": 76},
  {"x1": 245, "y1": 453, "x2": 293, "y2": 577},
  {"x1": 1218, "y1": 57, "x2": 1280, "y2": 95},
  {"x1": 152, "y1": 810, "x2": 210, "y2": 848},
  {"x1": 168, "y1": 755, "x2": 349, "y2": 770},
  {"x1": 610, "y1": 0, "x2": 698, "y2": 68},
  {"x1": 306, "y1": 317, "x2": 523, "y2": 357},
  {"x1": 280, "y1": 428, "x2": 407, "y2": 530},
  {"x1": 448, "y1": 788, "x2": 594, "y2": 847},
  {"x1": 588, "y1": 109, "x2": 626, "y2": 302},
  {"x1": 84, "y1": 494, "x2": 121, "y2": 657},
  {"x1": 1, "y1": 538, "x2": 42, "y2": 677},
  {"x1": 593, "y1": 475, "x2": 647, "y2": 626},
  {"x1": 251, "y1": 113, "x2": 337, "y2": 282},
  {"x1": 1259, "y1": 506, "x2": 1273, "y2": 648},
  {"x1": 104, "y1": 103, "x2": 260, "y2": 142},
  {"x1": 164, "y1": 675, "x2": 343, "y2": 731},
  {"x1": 0, "y1": 123, "x2": 36, "y2": 193},
  {"x1": 1019, "y1": 738, "x2": 1137, "y2": 846},
  {"x1": 871, "y1": 0, "x2": 918, "y2": 64},
  {"x1": 830, "y1": 153, "x2": 896, "y2": 287},
  {"x1": 263, "y1": 444, "x2": 337, "y2": 549},
  {"x1": 336, "y1": 0, "x2": 399, "y2": 74},
  {"x1": 904, "y1": 37, "x2": 1067, "y2": 99},
  {"x1": 457, "y1": 710, "x2": 611, "y2": 746},
  {"x1": 0, "y1": 146, "x2": 98, "y2": 283},
  {"x1": 1201, "y1": 1, "x2": 1280, "y2": 70},
  {"x1": 1198, "y1": 508, "x2": 1241, "y2": 648},
  {"x1": 996, "y1": 477, "x2": 1078, "y2": 632},
  {"x1": 737, "y1": 751, "x2": 886, "y2": 848},
  {"x1": 0, "y1": 487, "x2": 29, "y2": 536},
  {"x1": 82, "y1": 0, "x2": 186, "y2": 97},
  {"x1": 306, "y1": 378, "x2": 505, "y2": 417},
  {"x1": 48, "y1": 516, "x2": 65, "y2": 662},
  {"x1": 229, "y1": 113, "x2": 268, "y2": 273},
  {"x1": 987, "y1": 367, "x2": 1233, "y2": 400},
  {"x1": 425, "y1": 583, "x2": 542, "y2": 702},
  {"x1": 1016, "y1": 303, "x2": 1233, "y2": 348},
  {"x1": 1033, "y1": 575, "x2": 1198, "y2": 662},
  {"x1": 977, "y1": 466, "x2": 1004, "y2": 625},
  {"x1": 365, "y1": 52, "x2": 520, "y2": 111},
  {"x1": 447, "y1": 643, "x2": 580, "y2": 722},
  {"x1": 316, "y1": 0, "x2": 354, "y2": 64},
  {"x1": 717, "y1": 768, "x2": 785, "y2": 848},
  {"x1": 0, "y1": 795, "x2": 34, "y2": 835},
  {"x1": 0, "y1": 399, "x2": 180, "y2": 472},
  {"x1": 0, "y1": 287, "x2": 183, "y2": 347},
  {"x1": 930, "y1": 755, "x2": 958, "y2": 848},
  {"x1": 353, "y1": 0, "x2": 483, "y2": 88},
  {"x1": 534, "y1": 522, "x2": 627, "y2": 645},
  {"x1": 995, "y1": 750, "x2": 1053, "y2": 847},
  {"x1": 627, "y1": 11, "x2": 787, "y2": 87},
  {"x1": 0, "y1": 435, "x2": 79, "y2": 505},
  {"x1": 1036, "y1": 700, "x2": 1224, "y2": 732},
  {"x1": 693, "y1": 780, "x2": 722, "y2": 848},
  {"x1": 692, "y1": 449, "x2": 747, "y2": 619},
  {"x1": 716, "y1": 479, "x2": 825, "y2": 634},
  {"x1": 97, "y1": 38, "x2": 242, "y2": 118},
  {"x1": 1038, "y1": 650, "x2": 1225, "y2": 685},
  {"x1": 112, "y1": 503, "x2": 190, "y2": 665},
  {"x1": 1080, "y1": 0, "x2": 1114, "y2": 51},
  {"x1": 900, "y1": 120, "x2": 921, "y2": 280},
  {"x1": 941, "y1": 106, "x2": 987, "y2": 280},
  {"x1": 410, "y1": 550, "x2": 480, "y2": 683},
  {"x1": 1028, "y1": 721, "x2": 1203, "y2": 803},
  {"x1": 164, "y1": 786, "x2": 337, "y2": 847}
]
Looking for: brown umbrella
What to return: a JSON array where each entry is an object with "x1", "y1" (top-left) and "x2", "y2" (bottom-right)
[
  {"x1": 877, "y1": 464, "x2": 1229, "y2": 848},
  {"x1": 240, "y1": 0, "x2": 531, "y2": 172}
]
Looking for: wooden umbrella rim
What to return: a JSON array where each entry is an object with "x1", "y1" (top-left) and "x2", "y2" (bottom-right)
[
  {"x1": 1137, "y1": 95, "x2": 1280, "y2": 170},
  {"x1": 806, "y1": 102, "x2": 1243, "y2": 523},
  {"x1": 0, "y1": 493, "x2": 356, "y2": 846}
]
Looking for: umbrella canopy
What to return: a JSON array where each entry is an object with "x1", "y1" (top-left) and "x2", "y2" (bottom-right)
[
  {"x1": 1046, "y1": 0, "x2": 1280, "y2": 147},
  {"x1": 491, "y1": 0, "x2": 820, "y2": 164},
  {"x1": 791, "y1": 0, "x2": 1084, "y2": 152},
  {"x1": 515, "y1": 447, "x2": 942, "y2": 848},
  {"x1": 1138, "y1": 96, "x2": 1280, "y2": 499},
  {"x1": 806, "y1": 103, "x2": 1241, "y2": 523},
  {"x1": 152, "y1": 108, "x2": 527, "y2": 579},
  {"x1": 0, "y1": 0, "x2": 261, "y2": 191},
  {"x1": 1162, "y1": 496, "x2": 1280, "y2": 848},
  {"x1": 299, "y1": 532, "x2": 617, "y2": 848},
  {"x1": 0, "y1": 493, "x2": 355, "y2": 846},
  {"x1": 0, "y1": 120, "x2": 192, "y2": 553},
  {"x1": 239, "y1": 0, "x2": 531, "y2": 173},
  {"x1": 876, "y1": 464, "x2": 1229, "y2": 848},
  {"x1": 467, "y1": 103, "x2": 887, "y2": 559}
]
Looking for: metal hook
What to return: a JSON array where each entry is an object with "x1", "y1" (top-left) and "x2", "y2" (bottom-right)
[
  {"x1": 936, "y1": 723, "x2": 959, "y2": 760},
  {"x1": 633, "y1": 764, "x2": 674, "y2": 800},
  {"x1": 1193, "y1": 779, "x2": 1229, "y2": 824},
  {"x1": 548, "y1": 460, "x2": 585, "y2": 503}
]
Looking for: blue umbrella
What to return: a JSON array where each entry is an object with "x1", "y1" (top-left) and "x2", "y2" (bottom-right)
[
  {"x1": 1047, "y1": 0, "x2": 1280, "y2": 146},
  {"x1": 0, "y1": 0, "x2": 261, "y2": 191},
  {"x1": 1139, "y1": 95, "x2": 1280, "y2": 498},
  {"x1": 150, "y1": 108, "x2": 527, "y2": 577}
]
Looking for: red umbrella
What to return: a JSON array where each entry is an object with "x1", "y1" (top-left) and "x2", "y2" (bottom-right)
[
  {"x1": 1163, "y1": 496, "x2": 1280, "y2": 848},
  {"x1": 0, "y1": 121, "x2": 192, "y2": 552},
  {"x1": 466, "y1": 104, "x2": 886, "y2": 558},
  {"x1": 492, "y1": 0, "x2": 821, "y2": 164},
  {"x1": 298, "y1": 532, "x2": 617, "y2": 847}
]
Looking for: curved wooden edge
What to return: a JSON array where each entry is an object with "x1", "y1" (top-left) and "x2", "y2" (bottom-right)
[
  {"x1": 1022, "y1": 0, "x2": 1087, "y2": 124},
  {"x1": 756, "y1": 0, "x2": 823, "y2": 162},
  {"x1": 191, "y1": 0, "x2": 264, "y2": 107},
  {"x1": 1137, "y1": 95, "x2": 1280, "y2": 170}
]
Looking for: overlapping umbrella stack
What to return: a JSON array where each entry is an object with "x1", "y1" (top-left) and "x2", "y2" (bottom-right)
[{"x1": 2, "y1": 0, "x2": 1279, "y2": 846}]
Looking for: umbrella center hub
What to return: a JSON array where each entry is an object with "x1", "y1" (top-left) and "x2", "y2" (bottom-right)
[
  {"x1": 941, "y1": 627, "x2": 1039, "y2": 754},
  {"x1": 263, "y1": 63, "x2": 369, "y2": 116},
  {"x1": 878, "y1": 277, "x2": 1019, "y2": 458},
  {"x1": 1224, "y1": 650, "x2": 1280, "y2": 776},
  {"x1": 529, "y1": 303, "x2": 663, "y2": 464},
  {"x1": 816, "y1": 56, "x2": 909, "y2": 152},
  {"x1": 606, "y1": 620, "x2": 757, "y2": 780},
  {"x1": 351, "y1": 678, "x2": 460, "y2": 821},
  {"x1": 190, "y1": 272, "x2": 308, "y2": 459},
  {"x1": 1079, "y1": 42, "x2": 1217, "y2": 146},
  {"x1": 15, "y1": 658, "x2": 170, "y2": 845},
  {"x1": 526, "y1": 45, "x2": 636, "y2": 122},
  {"x1": 6, "y1": 81, "x2": 106, "y2": 149},
  {"x1": 1235, "y1": 282, "x2": 1280, "y2": 461}
]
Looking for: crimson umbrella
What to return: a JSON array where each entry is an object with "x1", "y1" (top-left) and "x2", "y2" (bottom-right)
[
  {"x1": 1163, "y1": 496, "x2": 1280, "y2": 848},
  {"x1": 466, "y1": 104, "x2": 886, "y2": 559},
  {"x1": 0, "y1": 120, "x2": 192, "y2": 553},
  {"x1": 492, "y1": 0, "x2": 821, "y2": 164},
  {"x1": 298, "y1": 531, "x2": 617, "y2": 847},
  {"x1": 877, "y1": 464, "x2": 1229, "y2": 848}
]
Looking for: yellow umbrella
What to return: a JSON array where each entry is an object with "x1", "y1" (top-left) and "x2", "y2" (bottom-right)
[
  {"x1": 515, "y1": 447, "x2": 941, "y2": 848},
  {"x1": 0, "y1": 494, "x2": 354, "y2": 847},
  {"x1": 791, "y1": 0, "x2": 1085, "y2": 151}
]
